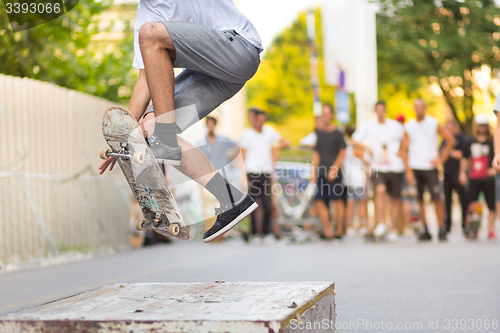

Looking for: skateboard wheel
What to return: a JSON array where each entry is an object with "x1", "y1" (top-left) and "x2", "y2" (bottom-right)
[
  {"x1": 168, "y1": 224, "x2": 180, "y2": 236},
  {"x1": 132, "y1": 152, "x2": 145, "y2": 164},
  {"x1": 135, "y1": 219, "x2": 145, "y2": 231},
  {"x1": 99, "y1": 148, "x2": 112, "y2": 160}
]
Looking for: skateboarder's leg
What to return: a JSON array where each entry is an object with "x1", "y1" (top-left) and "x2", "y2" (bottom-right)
[
  {"x1": 129, "y1": 69, "x2": 152, "y2": 122},
  {"x1": 139, "y1": 21, "x2": 260, "y2": 242},
  {"x1": 138, "y1": 22, "x2": 176, "y2": 121},
  {"x1": 140, "y1": 23, "x2": 259, "y2": 167}
]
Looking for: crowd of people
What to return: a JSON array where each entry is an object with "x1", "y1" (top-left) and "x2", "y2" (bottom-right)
[
  {"x1": 131, "y1": 98, "x2": 498, "y2": 246},
  {"x1": 296, "y1": 99, "x2": 497, "y2": 242}
]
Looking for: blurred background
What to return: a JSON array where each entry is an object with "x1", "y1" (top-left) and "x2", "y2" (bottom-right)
[{"x1": 1, "y1": 0, "x2": 500, "y2": 266}]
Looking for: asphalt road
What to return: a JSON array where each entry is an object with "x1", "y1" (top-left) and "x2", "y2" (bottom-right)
[{"x1": 1, "y1": 220, "x2": 499, "y2": 332}]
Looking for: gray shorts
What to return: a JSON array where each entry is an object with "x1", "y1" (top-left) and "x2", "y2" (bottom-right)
[{"x1": 146, "y1": 21, "x2": 261, "y2": 131}]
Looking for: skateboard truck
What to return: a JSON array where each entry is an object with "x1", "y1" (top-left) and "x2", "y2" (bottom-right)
[
  {"x1": 99, "y1": 144, "x2": 145, "y2": 164},
  {"x1": 134, "y1": 212, "x2": 181, "y2": 236}
]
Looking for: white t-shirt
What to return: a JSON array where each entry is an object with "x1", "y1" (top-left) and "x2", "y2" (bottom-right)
[
  {"x1": 494, "y1": 93, "x2": 500, "y2": 113},
  {"x1": 342, "y1": 143, "x2": 367, "y2": 188},
  {"x1": 352, "y1": 118, "x2": 405, "y2": 173},
  {"x1": 299, "y1": 132, "x2": 317, "y2": 147},
  {"x1": 405, "y1": 116, "x2": 439, "y2": 170},
  {"x1": 133, "y1": 0, "x2": 263, "y2": 69},
  {"x1": 240, "y1": 125, "x2": 281, "y2": 174}
]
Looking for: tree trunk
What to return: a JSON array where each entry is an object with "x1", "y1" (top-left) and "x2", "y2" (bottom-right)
[
  {"x1": 463, "y1": 71, "x2": 473, "y2": 135},
  {"x1": 438, "y1": 81, "x2": 464, "y2": 132}
]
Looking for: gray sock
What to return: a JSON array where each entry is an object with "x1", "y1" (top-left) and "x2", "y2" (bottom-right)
[{"x1": 205, "y1": 173, "x2": 245, "y2": 207}]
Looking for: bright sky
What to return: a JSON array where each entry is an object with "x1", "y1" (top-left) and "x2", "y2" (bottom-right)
[{"x1": 240, "y1": 0, "x2": 323, "y2": 51}]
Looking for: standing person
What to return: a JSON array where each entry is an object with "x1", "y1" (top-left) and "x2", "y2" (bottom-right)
[
  {"x1": 459, "y1": 114, "x2": 496, "y2": 240},
  {"x1": 197, "y1": 116, "x2": 240, "y2": 174},
  {"x1": 492, "y1": 94, "x2": 500, "y2": 229},
  {"x1": 240, "y1": 109, "x2": 288, "y2": 242},
  {"x1": 343, "y1": 126, "x2": 369, "y2": 236},
  {"x1": 310, "y1": 103, "x2": 347, "y2": 239},
  {"x1": 493, "y1": 93, "x2": 500, "y2": 172},
  {"x1": 300, "y1": 117, "x2": 323, "y2": 148},
  {"x1": 99, "y1": 0, "x2": 262, "y2": 243},
  {"x1": 404, "y1": 98, "x2": 454, "y2": 241},
  {"x1": 395, "y1": 114, "x2": 413, "y2": 236},
  {"x1": 440, "y1": 119, "x2": 468, "y2": 233},
  {"x1": 352, "y1": 101, "x2": 408, "y2": 242}
]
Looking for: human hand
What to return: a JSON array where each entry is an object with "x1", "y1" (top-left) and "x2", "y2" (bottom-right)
[
  {"x1": 99, "y1": 157, "x2": 117, "y2": 174},
  {"x1": 327, "y1": 169, "x2": 338, "y2": 182},
  {"x1": 459, "y1": 172, "x2": 467, "y2": 187},
  {"x1": 406, "y1": 170, "x2": 415, "y2": 185},
  {"x1": 430, "y1": 157, "x2": 442, "y2": 167},
  {"x1": 493, "y1": 155, "x2": 500, "y2": 173},
  {"x1": 451, "y1": 149, "x2": 462, "y2": 159}
]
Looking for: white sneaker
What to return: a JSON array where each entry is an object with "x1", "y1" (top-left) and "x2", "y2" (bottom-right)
[
  {"x1": 357, "y1": 226, "x2": 368, "y2": 236},
  {"x1": 346, "y1": 227, "x2": 356, "y2": 237},
  {"x1": 387, "y1": 231, "x2": 398, "y2": 243},
  {"x1": 263, "y1": 234, "x2": 276, "y2": 245},
  {"x1": 373, "y1": 223, "x2": 387, "y2": 237},
  {"x1": 250, "y1": 236, "x2": 262, "y2": 245}
]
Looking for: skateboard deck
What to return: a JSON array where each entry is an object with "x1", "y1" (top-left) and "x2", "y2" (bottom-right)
[
  {"x1": 465, "y1": 201, "x2": 482, "y2": 240},
  {"x1": 408, "y1": 185, "x2": 424, "y2": 238},
  {"x1": 101, "y1": 106, "x2": 189, "y2": 240}
]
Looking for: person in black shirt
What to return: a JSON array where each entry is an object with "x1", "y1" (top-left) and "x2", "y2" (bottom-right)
[
  {"x1": 439, "y1": 119, "x2": 467, "y2": 233},
  {"x1": 460, "y1": 114, "x2": 497, "y2": 240},
  {"x1": 310, "y1": 103, "x2": 347, "y2": 239}
]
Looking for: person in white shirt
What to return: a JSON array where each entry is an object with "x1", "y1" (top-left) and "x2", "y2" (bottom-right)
[
  {"x1": 99, "y1": 0, "x2": 262, "y2": 243},
  {"x1": 240, "y1": 109, "x2": 289, "y2": 239},
  {"x1": 404, "y1": 98, "x2": 454, "y2": 241},
  {"x1": 352, "y1": 101, "x2": 408, "y2": 242}
]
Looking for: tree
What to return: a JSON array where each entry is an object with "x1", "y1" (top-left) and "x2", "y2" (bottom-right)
[
  {"x1": 376, "y1": 0, "x2": 500, "y2": 133},
  {"x1": 0, "y1": 1, "x2": 137, "y2": 104},
  {"x1": 247, "y1": 8, "x2": 336, "y2": 137}
]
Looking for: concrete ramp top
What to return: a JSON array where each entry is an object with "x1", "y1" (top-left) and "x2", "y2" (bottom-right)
[{"x1": 0, "y1": 281, "x2": 336, "y2": 333}]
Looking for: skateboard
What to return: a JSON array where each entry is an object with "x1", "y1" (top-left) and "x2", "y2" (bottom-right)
[
  {"x1": 465, "y1": 201, "x2": 482, "y2": 240},
  {"x1": 408, "y1": 184, "x2": 424, "y2": 238},
  {"x1": 363, "y1": 231, "x2": 386, "y2": 243},
  {"x1": 100, "y1": 106, "x2": 189, "y2": 240}
]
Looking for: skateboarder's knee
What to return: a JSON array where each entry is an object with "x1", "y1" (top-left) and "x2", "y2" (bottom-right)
[{"x1": 139, "y1": 22, "x2": 172, "y2": 49}]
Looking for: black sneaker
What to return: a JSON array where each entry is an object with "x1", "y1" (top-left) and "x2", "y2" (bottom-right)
[
  {"x1": 148, "y1": 134, "x2": 182, "y2": 166},
  {"x1": 418, "y1": 231, "x2": 432, "y2": 241},
  {"x1": 438, "y1": 228, "x2": 448, "y2": 241},
  {"x1": 203, "y1": 195, "x2": 258, "y2": 243}
]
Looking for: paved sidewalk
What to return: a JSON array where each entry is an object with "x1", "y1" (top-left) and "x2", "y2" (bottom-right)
[{"x1": 1, "y1": 227, "x2": 499, "y2": 332}]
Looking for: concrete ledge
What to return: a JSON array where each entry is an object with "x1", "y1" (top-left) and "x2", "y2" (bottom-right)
[{"x1": 0, "y1": 282, "x2": 336, "y2": 333}]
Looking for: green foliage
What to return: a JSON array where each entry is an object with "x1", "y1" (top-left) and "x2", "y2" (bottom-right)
[
  {"x1": 0, "y1": 1, "x2": 137, "y2": 104},
  {"x1": 376, "y1": 0, "x2": 500, "y2": 133},
  {"x1": 247, "y1": 8, "x2": 337, "y2": 144}
]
